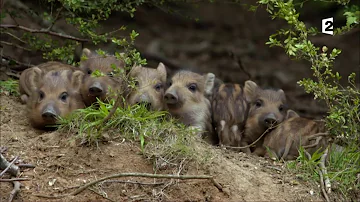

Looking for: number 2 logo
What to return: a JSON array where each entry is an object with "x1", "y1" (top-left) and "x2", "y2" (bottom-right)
[{"x1": 322, "y1": 17, "x2": 334, "y2": 35}]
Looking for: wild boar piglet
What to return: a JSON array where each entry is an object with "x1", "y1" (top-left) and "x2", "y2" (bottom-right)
[
  {"x1": 79, "y1": 48, "x2": 125, "y2": 106},
  {"x1": 164, "y1": 70, "x2": 216, "y2": 142},
  {"x1": 241, "y1": 80, "x2": 289, "y2": 154},
  {"x1": 27, "y1": 68, "x2": 85, "y2": 129},
  {"x1": 263, "y1": 110, "x2": 329, "y2": 160},
  {"x1": 211, "y1": 83, "x2": 249, "y2": 148},
  {"x1": 19, "y1": 61, "x2": 76, "y2": 104},
  {"x1": 127, "y1": 62, "x2": 167, "y2": 111}
]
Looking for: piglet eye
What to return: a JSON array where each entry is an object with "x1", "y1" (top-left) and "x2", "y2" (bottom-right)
[
  {"x1": 39, "y1": 91, "x2": 45, "y2": 101},
  {"x1": 87, "y1": 69, "x2": 92, "y2": 75},
  {"x1": 168, "y1": 81, "x2": 172, "y2": 86},
  {"x1": 279, "y1": 105, "x2": 284, "y2": 112},
  {"x1": 60, "y1": 92, "x2": 68, "y2": 102},
  {"x1": 255, "y1": 100, "x2": 262, "y2": 108},
  {"x1": 155, "y1": 83, "x2": 162, "y2": 91},
  {"x1": 188, "y1": 83, "x2": 197, "y2": 92}
]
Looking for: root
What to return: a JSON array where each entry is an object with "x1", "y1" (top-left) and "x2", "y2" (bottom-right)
[
  {"x1": 318, "y1": 169, "x2": 330, "y2": 202},
  {"x1": 319, "y1": 147, "x2": 331, "y2": 194},
  {"x1": 101, "y1": 180, "x2": 165, "y2": 186},
  {"x1": 34, "y1": 172, "x2": 223, "y2": 199},
  {"x1": 8, "y1": 180, "x2": 21, "y2": 202}
]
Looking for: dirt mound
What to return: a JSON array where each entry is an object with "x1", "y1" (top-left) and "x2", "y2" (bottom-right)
[{"x1": 1, "y1": 95, "x2": 324, "y2": 201}]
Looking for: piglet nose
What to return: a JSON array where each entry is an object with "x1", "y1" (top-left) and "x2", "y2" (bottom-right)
[
  {"x1": 89, "y1": 82, "x2": 103, "y2": 95},
  {"x1": 42, "y1": 105, "x2": 57, "y2": 120},
  {"x1": 164, "y1": 92, "x2": 178, "y2": 104},
  {"x1": 264, "y1": 113, "x2": 277, "y2": 127}
]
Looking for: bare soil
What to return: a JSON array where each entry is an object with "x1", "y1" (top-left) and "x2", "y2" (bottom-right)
[
  {"x1": 1, "y1": 95, "x2": 325, "y2": 202},
  {"x1": 1, "y1": 1, "x2": 359, "y2": 202}
]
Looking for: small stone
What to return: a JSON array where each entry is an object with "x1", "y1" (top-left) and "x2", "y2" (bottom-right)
[{"x1": 309, "y1": 189, "x2": 314, "y2": 195}]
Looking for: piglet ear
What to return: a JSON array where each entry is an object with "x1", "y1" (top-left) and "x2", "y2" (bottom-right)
[
  {"x1": 71, "y1": 70, "x2": 85, "y2": 91},
  {"x1": 204, "y1": 73, "x2": 215, "y2": 96},
  {"x1": 82, "y1": 48, "x2": 92, "y2": 58},
  {"x1": 286, "y1": 109, "x2": 299, "y2": 119},
  {"x1": 244, "y1": 80, "x2": 258, "y2": 102},
  {"x1": 129, "y1": 65, "x2": 142, "y2": 77},
  {"x1": 29, "y1": 67, "x2": 43, "y2": 91},
  {"x1": 157, "y1": 62, "x2": 167, "y2": 83}
]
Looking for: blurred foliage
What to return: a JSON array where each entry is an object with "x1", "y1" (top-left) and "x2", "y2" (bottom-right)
[{"x1": 258, "y1": 0, "x2": 359, "y2": 199}]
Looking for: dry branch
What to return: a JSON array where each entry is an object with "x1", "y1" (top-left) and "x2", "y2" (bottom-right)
[
  {"x1": 0, "y1": 155, "x2": 19, "y2": 177},
  {"x1": 34, "y1": 172, "x2": 223, "y2": 199},
  {"x1": 8, "y1": 180, "x2": 21, "y2": 202},
  {"x1": 1, "y1": 24, "x2": 89, "y2": 42}
]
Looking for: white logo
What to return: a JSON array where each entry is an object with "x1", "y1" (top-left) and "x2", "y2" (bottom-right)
[{"x1": 322, "y1": 17, "x2": 334, "y2": 35}]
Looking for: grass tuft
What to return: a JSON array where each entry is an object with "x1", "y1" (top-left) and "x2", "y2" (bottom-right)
[
  {"x1": 0, "y1": 79, "x2": 20, "y2": 96},
  {"x1": 57, "y1": 98, "x2": 205, "y2": 171},
  {"x1": 286, "y1": 145, "x2": 360, "y2": 200}
]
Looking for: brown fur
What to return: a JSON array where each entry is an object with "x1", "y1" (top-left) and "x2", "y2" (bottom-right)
[
  {"x1": 211, "y1": 83, "x2": 249, "y2": 147},
  {"x1": 241, "y1": 80, "x2": 288, "y2": 154},
  {"x1": 79, "y1": 48, "x2": 125, "y2": 106},
  {"x1": 127, "y1": 62, "x2": 167, "y2": 111},
  {"x1": 19, "y1": 61, "x2": 76, "y2": 104},
  {"x1": 27, "y1": 69, "x2": 85, "y2": 129},
  {"x1": 164, "y1": 70, "x2": 216, "y2": 142},
  {"x1": 263, "y1": 110, "x2": 329, "y2": 160}
]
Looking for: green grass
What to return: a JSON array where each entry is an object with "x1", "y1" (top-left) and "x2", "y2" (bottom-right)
[
  {"x1": 286, "y1": 145, "x2": 360, "y2": 200},
  {"x1": 0, "y1": 79, "x2": 20, "y2": 96},
  {"x1": 57, "y1": 98, "x2": 205, "y2": 171}
]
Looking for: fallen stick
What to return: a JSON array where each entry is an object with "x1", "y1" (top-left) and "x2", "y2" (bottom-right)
[
  {"x1": 8, "y1": 180, "x2": 21, "y2": 202},
  {"x1": 34, "y1": 172, "x2": 223, "y2": 199},
  {"x1": 0, "y1": 155, "x2": 19, "y2": 177},
  {"x1": 102, "y1": 180, "x2": 165, "y2": 186},
  {"x1": 0, "y1": 178, "x2": 30, "y2": 182},
  {"x1": 17, "y1": 164, "x2": 36, "y2": 169}
]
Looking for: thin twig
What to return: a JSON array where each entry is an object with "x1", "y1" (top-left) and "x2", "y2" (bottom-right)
[
  {"x1": 0, "y1": 178, "x2": 30, "y2": 182},
  {"x1": 8, "y1": 180, "x2": 21, "y2": 202},
  {"x1": 1, "y1": 55, "x2": 34, "y2": 69},
  {"x1": 0, "y1": 155, "x2": 19, "y2": 177},
  {"x1": 3, "y1": 32, "x2": 27, "y2": 44},
  {"x1": 47, "y1": 6, "x2": 64, "y2": 31},
  {"x1": 229, "y1": 51, "x2": 251, "y2": 80},
  {"x1": 34, "y1": 172, "x2": 222, "y2": 199},
  {"x1": 1, "y1": 24, "x2": 89, "y2": 42},
  {"x1": 88, "y1": 187, "x2": 116, "y2": 202},
  {"x1": 0, "y1": 41, "x2": 32, "y2": 51},
  {"x1": 224, "y1": 126, "x2": 274, "y2": 150}
]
